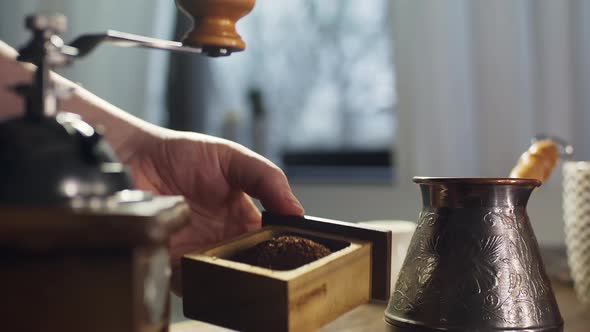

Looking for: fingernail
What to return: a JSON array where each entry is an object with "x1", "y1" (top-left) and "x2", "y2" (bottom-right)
[{"x1": 286, "y1": 192, "x2": 305, "y2": 214}]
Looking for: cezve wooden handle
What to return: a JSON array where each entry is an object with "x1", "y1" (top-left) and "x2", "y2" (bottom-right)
[{"x1": 509, "y1": 139, "x2": 560, "y2": 182}]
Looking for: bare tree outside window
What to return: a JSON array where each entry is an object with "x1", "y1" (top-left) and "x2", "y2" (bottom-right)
[{"x1": 205, "y1": 0, "x2": 396, "y2": 178}]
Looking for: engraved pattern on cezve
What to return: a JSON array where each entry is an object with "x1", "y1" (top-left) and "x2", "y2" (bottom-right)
[{"x1": 391, "y1": 208, "x2": 557, "y2": 327}]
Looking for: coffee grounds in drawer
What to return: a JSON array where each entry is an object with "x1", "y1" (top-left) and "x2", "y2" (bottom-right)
[{"x1": 231, "y1": 235, "x2": 332, "y2": 270}]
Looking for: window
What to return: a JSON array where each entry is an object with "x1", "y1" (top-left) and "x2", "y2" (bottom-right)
[{"x1": 170, "y1": 0, "x2": 396, "y2": 182}]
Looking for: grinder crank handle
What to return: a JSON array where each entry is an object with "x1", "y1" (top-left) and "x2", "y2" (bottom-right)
[
  {"x1": 68, "y1": 0, "x2": 259, "y2": 59},
  {"x1": 68, "y1": 30, "x2": 205, "y2": 58}
]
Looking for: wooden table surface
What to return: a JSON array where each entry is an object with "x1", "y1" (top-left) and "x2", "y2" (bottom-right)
[
  {"x1": 171, "y1": 248, "x2": 587, "y2": 331},
  {"x1": 170, "y1": 280, "x2": 589, "y2": 332}
]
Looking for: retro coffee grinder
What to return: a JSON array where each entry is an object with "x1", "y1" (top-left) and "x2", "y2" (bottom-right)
[{"x1": 0, "y1": 1, "x2": 254, "y2": 331}]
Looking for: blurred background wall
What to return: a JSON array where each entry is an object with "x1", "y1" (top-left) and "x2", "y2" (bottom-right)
[{"x1": 2, "y1": 0, "x2": 590, "y2": 247}]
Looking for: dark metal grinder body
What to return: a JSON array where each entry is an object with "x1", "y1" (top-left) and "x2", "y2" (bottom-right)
[{"x1": 0, "y1": 14, "x2": 132, "y2": 206}]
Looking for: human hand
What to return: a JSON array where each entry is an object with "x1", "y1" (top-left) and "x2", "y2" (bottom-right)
[
  {"x1": 122, "y1": 126, "x2": 304, "y2": 293},
  {"x1": 0, "y1": 39, "x2": 304, "y2": 293}
]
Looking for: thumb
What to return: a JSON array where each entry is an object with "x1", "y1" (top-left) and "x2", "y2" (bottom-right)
[{"x1": 221, "y1": 142, "x2": 304, "y2": 215}]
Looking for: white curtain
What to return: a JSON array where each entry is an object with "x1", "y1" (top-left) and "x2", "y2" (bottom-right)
[
  {"x1": 0, "y1": 0, "x2": 175, "y2": 124},
  {"x1": 392, "y1": 0, "x2": 588, "y2": 182}
]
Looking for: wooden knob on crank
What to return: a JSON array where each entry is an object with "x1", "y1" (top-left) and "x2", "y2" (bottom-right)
[{"x1": 176, "y1": 0, "x2": 255, "y2": 56}]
